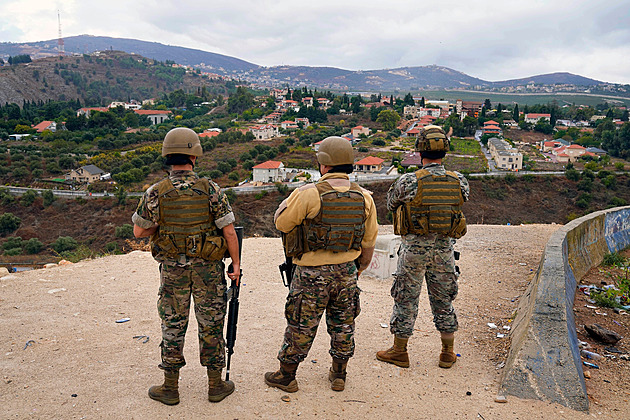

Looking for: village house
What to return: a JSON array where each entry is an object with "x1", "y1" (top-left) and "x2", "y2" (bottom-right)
[
  {"x1": 553, "y1": 144, "x2": 593, "y2": 163},
  {"x1": 317, "y1": 98, "x2": 330, "y2": 109},
  {"x1": 133, "y1": 110, "x2": 172, "y2": 125},
  {"x1": 302, "y1": 97, "x2": 314, "y2": 107},
  {"x1": 252, "y1": 160, "x2": 285, "y2": 183},
  {"x1": 295, "y1": 117, "x2": 310, "y2": 128},
  {"x1": 400, "y1": 152, "x2": 424, "y2": 168},
  {"x1": 456, "y1": 100, "x2": 483, "y2": 119},
  {"x1": 250, "y1": 124, "x2": 279, "y2": 140},
  {"x1": 354, "y1": 156, "x2": 385, "y2": 172},
  {"x1": 32, "y1": 121, "x2": 56, "y2": 133},
  {"x1": 524, "y1": 113, "x2": 551, "y2": 124},
  {"x1": 66, "y1": 165, "x2": 106, "y2": 184},
  {"x1": 76, "y1": 107, "x2": 109, "y2": 118},
  {"x1": 352, "y1": 126, "x2": 370, "y2": 138},
  {"x1": 482, "y1": 120, "x2": 502, "y2": 136},
  {"x1": 280, "y1": 121, "x2": 299, "y2": 130},
  {"x1": 487, "y1": 137, "x2": 523, "y2": 171}
]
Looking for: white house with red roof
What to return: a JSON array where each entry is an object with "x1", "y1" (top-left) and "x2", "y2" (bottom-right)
[
  {"x1": 482, "y1": 120, "x2": 502, "y2": 136},
  {"x1": 302, "y1": 97, "x2": 314, "y2": 106},
  {"x1": 250, "y1": 124, "x2": 279, "y2": 140},
  {"x1": 553, "y1": 144, "x2": 590, "y2": 163},
  {"x1": 199, "y1": 131, "x2": 220, "y2": 138},
  {"x1": 252, "y1": 160, "x2": 285, "y2": 183},
  {"x1": 280, "y1": 121, "x2": 299, "y2": 130},
  {"x1": 295, "y1": 118, "x2": 310, "y2": 128},
  {"x1": 133, "y1": 110, "x2": 172, "y2": 125},
  {"x1": 524, "y1": 113, "x2": 551, "y2": 124},
  {"x1": 354, "y1": 156, "x2": 385, "y2": 172},
  {"x1": 317, "y1": 98, "x2": 330, "y2": 108},
  {"x1": 352, "y1": 126, "x2": 370, "y2": 138},
  {"x1": 32, "y1": 121, "x2": 56, "y2": 133},
  {"x1": 76, "y1": 107, "x2": 109, "y2": 118}
]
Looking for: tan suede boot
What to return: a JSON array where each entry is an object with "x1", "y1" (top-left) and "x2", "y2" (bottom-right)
[
  {"x1": 207, "y1": 369, "x2": 235, "y2": 402},
  {"x1": 376, "y1": 336, "x2": 410, "y2": 368},
  {"x1": 148, "y1": 369, "x2": 180, "y2": 405},
  {"x1": 264, "y1": 362, "x2": 299, "y2": 393},
  {"x1": 328, "y1": 358, "x2": 347, "y2": 391},
  {"x1": 439, "y1": 336, "x2": 457, "y2": 368}
]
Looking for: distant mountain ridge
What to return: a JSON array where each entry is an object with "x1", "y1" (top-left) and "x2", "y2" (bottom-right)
[{"x1": 0, "y1": 35, "x2": 607, "y2": 91}]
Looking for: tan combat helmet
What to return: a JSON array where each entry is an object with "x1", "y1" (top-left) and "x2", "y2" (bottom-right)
[
  {"x1": 316, "y1": 136, "x2": 354, "y2": 166},
  {"x1": 415, "y1": 125, "x2": 451, "y2": 153},
  {"x1": 161, "y1": 127, "x2": 203, "y2": 157}
]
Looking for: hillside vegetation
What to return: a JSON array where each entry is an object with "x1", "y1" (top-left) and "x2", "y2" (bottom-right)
[{"x1": 0, "y1": 50, "x2": 230, "y2": 106}]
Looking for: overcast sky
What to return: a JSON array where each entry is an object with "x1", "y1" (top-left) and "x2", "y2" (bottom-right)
[{"x1": 1, "y1": 0, "x2": 629, "y2": 84}]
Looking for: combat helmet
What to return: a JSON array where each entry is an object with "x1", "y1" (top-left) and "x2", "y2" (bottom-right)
[
  {"x1": 161, "y1": 127, "x2": 203, "y2": 157},
  {"x1": 316, "y1": 136, "x2": 354, "y2": 166},
  {"x1": 415, "y1": 125, "x2": 450, "y2": 153}
]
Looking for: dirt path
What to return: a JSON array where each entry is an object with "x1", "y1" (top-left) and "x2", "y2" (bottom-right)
[{"x1": 1, "y1": 224, "x2": 622, "y2": 419}]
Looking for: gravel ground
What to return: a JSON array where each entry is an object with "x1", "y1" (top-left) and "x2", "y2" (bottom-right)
[{"x1": 2, "y1": 224, "x2": 622, "y2": 419}]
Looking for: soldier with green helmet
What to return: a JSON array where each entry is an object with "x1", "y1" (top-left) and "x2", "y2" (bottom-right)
[
  {"x1": 132, "y1": 127, "x2": 241, "y2": 405},
  {"x1": 376, "y1": 124, "x2": 469, "y2": 369},
  {"x1": 264, "y1": 136, "x2": 379, "y2": 392}
]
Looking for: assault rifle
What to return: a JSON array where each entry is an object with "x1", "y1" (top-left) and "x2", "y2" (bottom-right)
[
  {"x1": 279, "y1": 256, "x2": 294, "y2": 288},
  {"x1": 454, "y1": 250, "x2": 461, "y2": 276},
  {"x1": 225, "y1": 226, "x2": 243, "y2": 382}
]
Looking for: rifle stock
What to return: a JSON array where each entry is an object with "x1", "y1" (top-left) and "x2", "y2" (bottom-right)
[{"x1": 225, "y1": 226, "x2": 243, "y2": 382}]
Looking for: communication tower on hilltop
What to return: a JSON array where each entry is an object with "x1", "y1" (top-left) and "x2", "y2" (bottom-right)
[{"x1": 57, "y1": 10, "x2": 65, "y2": 56}]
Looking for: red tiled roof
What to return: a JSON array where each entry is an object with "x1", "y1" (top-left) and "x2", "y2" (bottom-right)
[
  {"x1": 355, "y1": 156, "x2": 384, "y2": 165},
  {"x1": 484, "y1": 120, "x2": 499, "y2": 125},
  {"x1": 253, "y1": 160, "x2": 283, "y2": 169},
  {"x1": 525, "y1": 113, "x2": 551, "y2": 118},
  {"x1": 32, "y1": 121, "x2": 54, "y2": 132},
  {"x1": 134, "y1": 110, "x2": 172, "y2": 115},
  {"x1": 567, "y1": 144, "x2": 586, "y2": 149},
  {"x1": 199, "y1": 131, "x2": 220, "y2": 138}
]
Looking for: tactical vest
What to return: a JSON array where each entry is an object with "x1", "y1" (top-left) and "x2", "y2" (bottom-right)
[
  {"x1": 150, "y1": 178, "x2": 227, "y2": 263},
  {"x1": 283, "y1": 181, "x2": 366, "y2": 258},
  {"x1": 393, "y1": 169, "x2": 467, "y2": 238}
]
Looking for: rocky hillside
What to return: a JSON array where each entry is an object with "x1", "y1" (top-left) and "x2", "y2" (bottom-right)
[{"x1": 0, "y1": 50, "x2": 229, "y2": 106}]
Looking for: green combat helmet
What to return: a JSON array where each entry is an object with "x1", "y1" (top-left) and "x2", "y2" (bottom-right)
[
  {"x1": 162, "y1": 127, "x2": 203, "y2": 157},
  {"x1": 316, "y1": 136, "x2": 354, "y2": 166},
  {"x1": 415, "y1": 125, "x2": 450, "y2": 153}
]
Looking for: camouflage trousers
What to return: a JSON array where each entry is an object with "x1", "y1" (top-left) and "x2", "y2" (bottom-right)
[
  {"x1": 389, "y1": 233, "x2": 458, "y2": 337},
  {"x1": 157, "y1": 262, "x2": 227, "y2": 371},
  {"x1": 278, "y1": 261, "x2": 361, "y2": 364}
]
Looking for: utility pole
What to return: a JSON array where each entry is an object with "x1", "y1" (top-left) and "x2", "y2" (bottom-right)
[{"x1": 57, "y1": 10, "x2": 65, "y2": 56}]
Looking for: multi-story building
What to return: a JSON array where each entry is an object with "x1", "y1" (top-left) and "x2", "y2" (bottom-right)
[{"x1": 487, "y1": 137, "x2": 523, "y2": 170}]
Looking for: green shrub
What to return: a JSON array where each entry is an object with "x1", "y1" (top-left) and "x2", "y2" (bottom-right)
[
  {"x1": 228, "y1": 171, "x2": 239, "y2": 181},
  {"x1": 609, "y1": 196, "x2": 627, "y2": 206},
  {"x1": 3, "y1": 236, "x2": 23, "y2": 251},
  {"x1": 104, "y1": 242, "x2": 120, "y2": 253},
  {"x1": 603, "y1": 252, "x2": 625, "y2": 266},
  {"x1": 4, "y1": 247, "x2": 22, "y2": 256},
  {"x1": 24, "y1": 238, "x2": 43, "y2": 254},
  {"x1": 20, "y1": 190, "x2": 38, "y2": 207},
  {"x1": 0, "y1": 213, "x2": 21, "y2": 235},
  {"x1": 51, "y1": 236, "x2": 78, "y2": 253},
  {"x1": 42, "y1": 190, "x2": 56, "y2": 207},
  {"x1": 358, "y1": 146, "x2": 369, "y2": 153},
  {"x1": 115, "y1": 224, "x2": 134, "y2": 239},
  {"x1": 254, "y1": 190, "x2": 268, "y2": 200},
  {"x1": 504, "y1": 173, "x2": 516, "y2": 184}
]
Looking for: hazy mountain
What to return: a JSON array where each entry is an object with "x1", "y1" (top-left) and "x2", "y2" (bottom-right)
[
  {"x1": 0, "y1": 35, "x2": 607, "y2": 92},
  {"x1": 492, "y1": 72, "x2": 603, "y2": 87},
  {"x1": 0, "y1": 35, "x2": 258, "y2": 73}
]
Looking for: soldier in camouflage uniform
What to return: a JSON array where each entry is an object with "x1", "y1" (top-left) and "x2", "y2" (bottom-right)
[
  {"x1": 264, "y1": 136, "x2": 378, "y2": 392},
  {"x1": 132, "y1": 127, "x2": 241, "y2": 405},
  {"x1": 376, "y1": 125, "x2": 469, "y2": 369}
]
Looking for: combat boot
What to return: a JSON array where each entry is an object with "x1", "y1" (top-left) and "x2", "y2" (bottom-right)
[
  {"x1": 328, "y1": 358, "x2": 347, "y2": 391},
  {"x1": 207, "y1": 369, "x2": 235, "y2": 402},
  {"x1": 439, "y1": 336, "x2": 457, "y2": 368},
  {"x1": 376, "y1": 335, "x2": 410, "y2": 368},
  {"x1": 148, "y1": 369, "x2": 180, "y2": 405},
  {"x1": 264, "y1": 362, "x2": 299, "y2": 393}
]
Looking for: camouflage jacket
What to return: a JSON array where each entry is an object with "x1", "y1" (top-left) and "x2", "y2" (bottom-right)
[
  {"x1": 132, "y1": 170, "x2": 235, "y2": 266},
  {"x1": 387, "y1": 163, "x2": 470, "y2": 212}
]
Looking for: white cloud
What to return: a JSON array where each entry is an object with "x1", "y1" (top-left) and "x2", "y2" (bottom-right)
[{"x1": 2, "y1": 0, "x2": 629, "y2": 83}]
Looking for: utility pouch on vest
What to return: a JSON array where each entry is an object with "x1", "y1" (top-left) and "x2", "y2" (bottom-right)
[
  {"x1": 283, "y1": 226, "x2": 305, "y2": 258},
  {"x1": 448, "y1": 212, "x2": 467, "y2": 239},
  {"x1": 201, "y1": 234, "x2": 228, "y2": 260}
]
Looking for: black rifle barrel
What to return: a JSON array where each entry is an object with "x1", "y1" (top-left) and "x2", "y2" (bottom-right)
[{"x1": 225, "y1": 226, "x2": 243, "y2": 381}]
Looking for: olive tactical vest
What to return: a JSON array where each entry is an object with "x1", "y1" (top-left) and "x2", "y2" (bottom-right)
[
  {"x1": 393, "y1": 169, "x2": 467, "y2": 238},
  {"x1": 150, "y1": 178, "x2": 227, "y2": 263},
  {"x1": 283, "y1": 181, "x2": 366, "y2": 258}
]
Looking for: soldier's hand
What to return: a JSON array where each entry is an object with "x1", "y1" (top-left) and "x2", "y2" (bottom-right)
[{"x1": 228, "y1": 262, "x2": 240, "y2": 285}]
